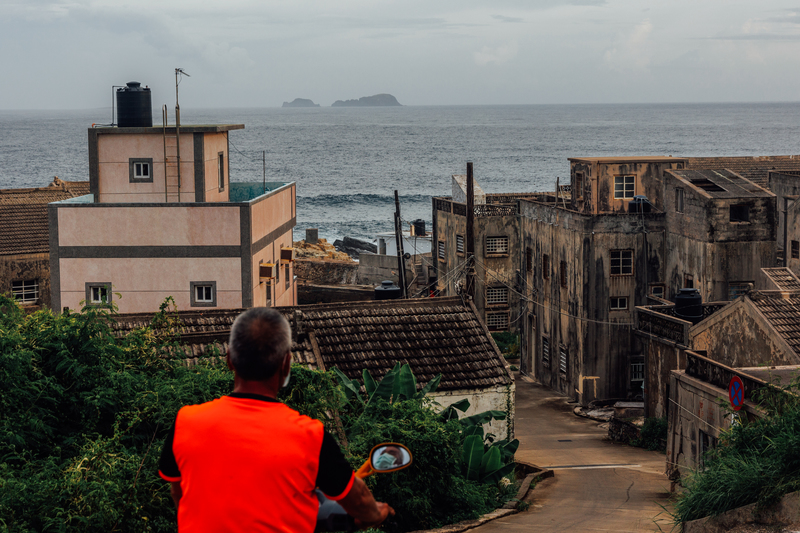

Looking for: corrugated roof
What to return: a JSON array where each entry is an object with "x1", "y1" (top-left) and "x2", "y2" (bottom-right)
[
  {"x1": 667, "y1": 169, "x2": 772, "y2": 199},
  {"x1": 686, "y1": 156, "x2": 800, "y2": 188},
  {"x1": 0, "y1": 180, "x2": 90, "y2": 255},
  {"x1": 762, "y1": 268, "x2": 800, "y2": 291},
  {"x1": 111, "y1": 297, "x2": 512, "y2": 391}
]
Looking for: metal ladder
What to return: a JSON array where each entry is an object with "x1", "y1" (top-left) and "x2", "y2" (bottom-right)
[{"x1": 162, "y1": 105, "x2": 181, "y2": 202}]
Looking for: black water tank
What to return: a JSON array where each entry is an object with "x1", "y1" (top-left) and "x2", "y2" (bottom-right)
[
  {"x1": 412, "y1": 219, "x2": 426, "y2": 236},
  {"x1": 375, "y1": 280, "x2": 402, "y2": 300},
  {"x1": 116, "y1": 82, "x2": 152, "y2": 127},
  {"x1": 674, "y1": 288, "x2": 703, "y2": 324},
  {"x1": 628, "y1": 195, "x2": 651, "y2": 214}
]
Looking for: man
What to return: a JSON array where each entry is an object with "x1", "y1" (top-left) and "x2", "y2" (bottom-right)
[{"x1": 158, "y1": 307, "x2": 393, "y2": 532}]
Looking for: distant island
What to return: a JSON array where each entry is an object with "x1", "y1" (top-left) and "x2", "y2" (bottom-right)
[
  {"x1": 282, "y1": 98, "x2": 320, "y2": 108},
  {"x1": 331, "y1": 94, "x2": 402, "y2": 107}
]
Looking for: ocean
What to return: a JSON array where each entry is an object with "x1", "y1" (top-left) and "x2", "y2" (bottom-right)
[{"x1": 2, "y1": 103, "x2": 800, "y2": 243}]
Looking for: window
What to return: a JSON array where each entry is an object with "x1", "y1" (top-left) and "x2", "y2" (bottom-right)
[
  {"x1": 486, "y1": 286, "x2": 509, "y2": 305},
  {"x1": 275, "y1": 261, "x2": 280, "y2": 283},
  {"x1": 11, "y1": 279, "x2": 39, "y2": 303},
  {"x1": 676, "y1": 188, "x2": 684, "y2": 213},
  {"x1": 526, "y1": 247, "x2": 533, "y2": 273},
  {"x1": 218, "y1": 152, "x2": 225, "y2": 190},
  {"x1": 190, "y1": 281, "x2": 217, "y2": 307},
  {"x1": 610, "y1": 296, "x2": 628, "y2": 310},
  {"x1": 614, "y1": 175, "x2": 635, "y2": 199},
  {"x1": 793, "y1": 240, "x2": 800, "y2": 260},
  {"x1": 730, "y1": 204, "x2": 750, "y2": 223},
  {"x1": 699, "y1": 430, "x2": 717, "y2": 468},
  {"x1": 485, "y1": 236, "x2": 509, "y2": 255},
  {"x1": 650, "y1": 285, "x2": 665, "y2": 299},
  {"x1": 559, "y1": 345, "x2": 568, "y2": 375},
  {"x1": 542, "y1": 336, "x2": 550, "y2": 368},
  {"x1": 456, "y1": 235, "x2": 465, "y2": 255},
  {"x1": 560, "y1": 261, "x2": 567, "y2": 288},
  {"x1": 486, "y1": 311, "x2": 509, "y2": 330},
  {"x1": 610, "y1": 250, "x2": 633, "y2": 275},
  {"x1": 574, "y1": 172, "x2": 584, "y2": 199},
  {"x1": 266, "y1": 282, "x2": 272, "y2": 304},
  {"x1": 631, "y1": 362, "x2": 644, "y2": 382},
  {"x1": 129, "y1": 158, "x2": 153, "y2": 183},
  {"x1": 285, "y1": 264, "x2": 290, "y2": 289},
  {"x1": 542, "y1": 254, "x2": 550, "y2": 280},
  {"x1": 438, "y1": 240, "x2": 446, "y2": 260},
  {"x1": 728, "y1": 282, "x2": 751, "y2": 300},
  {"x1": 85, "y1": 282, "x2": 112, "y2": 307}
]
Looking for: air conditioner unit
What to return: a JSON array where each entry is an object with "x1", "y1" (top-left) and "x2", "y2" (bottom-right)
[
  {"x1": 259, "y1": 263, "x2": 276, "y2": 280},
  {"x1": 280, "y1": 247, "x2": 295, "y2": 263}
]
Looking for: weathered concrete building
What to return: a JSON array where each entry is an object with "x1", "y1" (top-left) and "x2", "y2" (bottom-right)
[
  {"x1": 49, "y1": 120, "x2": 297, "y2": 313},
  {"x1": 0, "y1": 178, "x2": 89, "y2": 311}
]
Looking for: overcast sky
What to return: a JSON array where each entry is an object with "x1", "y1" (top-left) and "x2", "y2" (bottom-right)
[{"x1": 3, "y1": 0, "x2": 800, "y2": 109}]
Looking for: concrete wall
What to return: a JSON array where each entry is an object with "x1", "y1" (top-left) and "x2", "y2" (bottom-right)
[
  {"x1": 768, "y1": 172, "x2": 800, "y2": 264},
  {"x1": 203, "y1": 133, "x2": 229, "y2": 203},
  {"x1": 0, "y1": 253, "x2": 52, "y2": 311},
  {"x1": 429, "y1": 383, "x2": 515, "y2": 440}
]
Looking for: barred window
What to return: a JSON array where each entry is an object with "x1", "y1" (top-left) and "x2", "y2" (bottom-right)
[
  {"x1": 11, "y1": 279, "x2": 39, "y2": 303},
  {"x1": 438, "y1": 240, "x2": 445, "y2": 260},
  {"x1": 610, "y1": 296, "x2": 628, "y2": 310},
  {"x1": 456, "y1": 235, "x2": 465, "y2": 255},
  {"x1": 559, "y1": 345, "x2": 568, "y2": 375},
  {"x1": 485, "y1": 236, "x2": 509, "y2": 255},
  {"x1": 631, "y1": 362, "x2": 644, "y2": 381},
  {"x1": 610, "y1": 250, "x2": 633, "y2": 275},
  {"x1": 486, "y1": 286, "x2": 508, "y2": 305},
  {"x1": 542, "y1": 336, "x2": 550, "y2": 367},
  {"x1": 486, "y1": 311, "x2": 509, "y2": 330},
  {"x1": 614, "y1": 175, "x2": 635, "y2": 199}
]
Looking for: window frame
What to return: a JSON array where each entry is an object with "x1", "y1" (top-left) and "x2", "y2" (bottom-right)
[
  {"x1": 675, "y1": 187, "x2": 684, "y2": 213},
  {"x1": 218, "y1": 152, "x2": 225, "y2": 191},
  {"x1": 11, "y1": 279, "x2": 39, "y2": 304},
  {"x1": 560, "y1": 260, "x2": 567, "y2": 288},
  {"x1": 730, "y1": 204, "x2": 750, "y2": 223},
  {"x1": 486, "y1": 286, "x2": 509, "y2": 306},
  {"x1": 631, "y1": 362, "x2": 644, "y2": 382},
  {"x1": 456, "y1": 235, "x2": 465, "y2": 256},
  {"x1": 285, "y1": 264, "x2": 291, "y2": 290},
  {"x1": 525, "y1": 247, "x2": 533, "y2": 273},
  {"x1": 610, "y1": 296, "x2": 628, "y2": 310},
  {"x1": 559, "y1": 344, "x2": 568, "y2": 375},
  {"x1": 793, "y1": 240, "x2": 800, "y2": 260},
  {"x1": 129, "y1": 158, "x2": 154, "y2": 183},
  {"x1": 542, "y1": 336, "x2": 551, "y2": 368},
  {"x1": 485, "y1": 235, "x2": 509, "y2": 256},
  {"x1": 542, "y1": 254, "x2": 550, "y2": 280},
  {"x1": 649, "y1": 284, "x2": 666, "y2": 299},
  {"x1": 574, "y1": 172, "x2": 584, "y2": 200},
  {"x1": 614, "y1": 175, "x2": 635, "y2": 199},
  {"x1": 85, "y1": 282, "x2": 112, "y2": 307},
  {"x1": 486, "y1": 311, "x2": 510, "y2": 331},
  {"x1": 190, "y1": 281, "x2": 217, "y2": 308},
  {"x1": 438, "y1": 240, "x2": 446, "y2": 261},
  {"x1": 610, "y1": 249, "x2": 633, "y2": 276}
]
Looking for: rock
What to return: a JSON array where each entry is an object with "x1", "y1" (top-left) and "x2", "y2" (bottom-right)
[
  {"x1": 333, "y1": 236, "x2": 377, "y2": 259},
  {"x1": 293, "y1": 238, "x2": 353, "y2": 262},
  {"x1": 282, "y1": 98, "x2": 320, "y2": 108},
  {"x1": 331, "y1": 94, "x2": 402, "y2": 107}
]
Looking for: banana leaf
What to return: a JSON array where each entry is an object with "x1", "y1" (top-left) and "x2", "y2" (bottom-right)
[
  {"x1": 480, "y1": 445, "x2": 503, "y2": 476},
  {"x1": 462, "y1": 434, "x2": 484, "y2": 481},
  {"x1": 414, "y1": 373, "x2": 441, "y2": 399},
  {"x1": 393, "y1": 363, "x2": 417, "y2": 402},
  {"x1": 480, "y1": 462, "x2": 517, "y2": 485},
  {"x1": 362, "y1": 369, "x2": 377, "y2": 398},
  {"x1": 460, "y1": 409, "x2": 507, "y2": 428},
  {"x1": 440, "y1": 398, "x2": 471, "y2": 421},
  {"x1": 332, "y1": 367, "x2": 363, "y2": 405}
]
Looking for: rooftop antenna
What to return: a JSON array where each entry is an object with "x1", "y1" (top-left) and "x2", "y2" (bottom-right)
[{"x1": 175, "y1": 68, "x2": 190, "y2": 127}]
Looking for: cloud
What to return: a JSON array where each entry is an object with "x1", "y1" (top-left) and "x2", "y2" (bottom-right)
[
  {"x1": 492, "y1": 15, "x2": 524, "y2": 23},
  {"x1": 474, "y1": 42, "x2": 519, "y2": 66},
  {"x1": 603, "y1": 19, "x2": 653, "y2": 71}
]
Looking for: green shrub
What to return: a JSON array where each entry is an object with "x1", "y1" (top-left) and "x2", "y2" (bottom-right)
[
  {"x1": 629, "y1": 417, "x2": 667, "y2": 452},
  {"x1": 491, "y1": 332, "x2": 519, "y2": 358}
]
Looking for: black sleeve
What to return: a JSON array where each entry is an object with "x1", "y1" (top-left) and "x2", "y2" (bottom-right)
[
  {"x1": 158, "y1": 421, "x2": 181, "y2": 481},
  {"x1": 316, "y1": 430, "x2": 355, "y2": 499}
]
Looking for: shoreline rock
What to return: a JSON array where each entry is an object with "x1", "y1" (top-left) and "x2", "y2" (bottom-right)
[
  {"x1": 282, "y1": 98, "x2": 320, "y2": 108},
  {"x1": 331, "y1": 94, "x2": 401, "y2": 107}
]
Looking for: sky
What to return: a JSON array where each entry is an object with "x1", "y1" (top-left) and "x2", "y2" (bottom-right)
[{"x1": 3, "y1": 0, "x2": 800, "y2": 109}]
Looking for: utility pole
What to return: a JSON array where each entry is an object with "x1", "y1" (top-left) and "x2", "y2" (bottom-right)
[
  {"x1": 394, "y1": 190, "x2": 408, "y2": 298},
  {"x1": 466, "y1": 162, "x2": 475, "y2": 300}
]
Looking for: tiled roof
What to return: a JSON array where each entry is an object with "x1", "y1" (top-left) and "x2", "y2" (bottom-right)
[
  {"x1": 0, "y1": 180, "x2": 90, "y2": 255},
  {"x1": 685, "y1": 156, "x2": 800, "y2": 188},
  {"x1": 748, "y1": 291, "x2": 800, "y2": 358},
  {"x1": 111, "y1": 297, "x2": 512, "y2": 391},
  {"x1": 762, "y1": 268, "x2": 800, "y2": 291},
  {"x1": 667, "y1": 169, "x2": 772, "y2": 199}
]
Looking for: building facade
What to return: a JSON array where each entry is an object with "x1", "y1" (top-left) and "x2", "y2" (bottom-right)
[{"x1": 49, "y1": 123, "x2": 297, "y2": 313}]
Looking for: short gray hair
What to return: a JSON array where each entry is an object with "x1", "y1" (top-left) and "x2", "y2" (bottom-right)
[{"x1": 228, "y1": 308, "x2": 292, "y2": 381}]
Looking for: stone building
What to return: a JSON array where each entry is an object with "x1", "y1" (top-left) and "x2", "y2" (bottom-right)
[
  {"x1": 49, "y1": 119, "x2": 297, "y2": 313},
  {"x1": 0, "y1": 178, "x2": 89, "y2": 311}
]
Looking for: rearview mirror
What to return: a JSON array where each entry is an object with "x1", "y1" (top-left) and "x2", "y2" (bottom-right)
[{"x1": 370, "y1": 443, "x2": 412, "y2": 472}]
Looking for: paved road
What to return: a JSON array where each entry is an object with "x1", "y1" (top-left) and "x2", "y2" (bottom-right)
[{"x1": 473, "y1": 375, "x2": 673, "y2": 533}]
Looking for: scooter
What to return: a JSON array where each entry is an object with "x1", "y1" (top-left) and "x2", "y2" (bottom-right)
[{"x1": 316, "y1": 443, "x2": 412, "y2": 532}]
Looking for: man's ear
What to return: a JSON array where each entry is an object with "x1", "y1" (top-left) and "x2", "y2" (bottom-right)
[
  {"x1": 282, "y1": 351, "x2": 292, "y2": 372},
  {"x1": 226, "y1": 351, "x2": 234, "y2": 371}
]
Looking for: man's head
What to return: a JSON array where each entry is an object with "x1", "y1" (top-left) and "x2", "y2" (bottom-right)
[{"x1": 228, "y1": 308, "x2": 292, "y2": 381}]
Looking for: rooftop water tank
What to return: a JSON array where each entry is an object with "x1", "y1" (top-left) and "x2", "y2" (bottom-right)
[
  {"x1": 412, "y1": 219, "x2": 426, "y2": 236},
  {"x1": 375, "y1": 280, "x2": 402, "y2": 300},
  {"x1": 674, "y1": 288, "x2": 703, "y2": 324},
  {"x1": 628, "y1": 195, "x2": 652, "y2": 214},
  {"x1": 116, "y1": 82, "x2": 152, "y2": 127}
]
